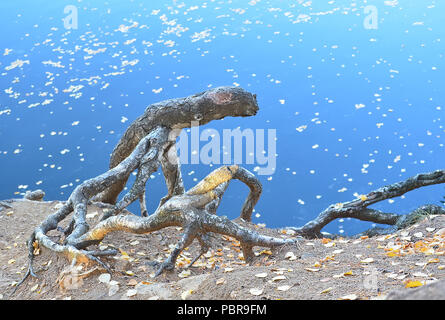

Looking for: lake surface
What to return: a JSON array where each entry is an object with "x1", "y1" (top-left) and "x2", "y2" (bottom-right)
[{"x1": 0, "y1": 0, "x2": 444, "y2": 235}]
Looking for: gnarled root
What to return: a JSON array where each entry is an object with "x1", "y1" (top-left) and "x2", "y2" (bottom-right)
[
  {"x1": 287, "y1": 169, "x2": 445, "y2": 238},
  {"x1": 12, "y1": 164, "x2": 299, "y2": 295}
]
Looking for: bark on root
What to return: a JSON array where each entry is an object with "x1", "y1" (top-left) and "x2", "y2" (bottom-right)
[
  {"x1": 287, "y1": 170, "x2": 445, "y2": 238},
  {"x1": 13, "y1": 131, "x2": 298, "y2": 295}
]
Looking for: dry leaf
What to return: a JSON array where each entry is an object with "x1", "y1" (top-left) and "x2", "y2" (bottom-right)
[
  {"x1": 255, "y1": 273, "x2": 268, "y2": 278},
  {"x1": 216, "y1": 278, "x2": 226, "y2": 285},
  {"x1": 98, "y1": 273, "x2": 111, "y2": 284},
  {"x1": 405, "y1": 280, "x2": 423, "y2": 288},
  {"x1": 305, "y1": 268, "x2": 320, "y2": 272},
  {"x1": 126, "y1": 289, "x2": 137, "y2": 297},
  {"x1": 249, "y1": 288, "x2": 263, "y2": 296},
  {"x1": 360, "y1": 258, "x2": 374, "y2": 264},
  {"x1": 320, "y1": 287, "x2": 332, "y2": 294},
  {"x1": 412, "y1": 272, "x2": 428, "y2": 278},
  {"x1": 181, "y1": 290, "x2": 193, "y2": 300},
  {"x1": 128, "y1": 279, "x2": 138, "y2": 286},
  {"x1": 272, "y1": 275, "x2": 286, "y2": 282},
  {"x1": 178, "y1": 270, "x2": 191, "y2": 278},
  {"x1": 340, "y1": 294, "x2": 358, "y2": 300},
  {"x1": 277, "y1": 285, "x2": 291, "y2": 291}
]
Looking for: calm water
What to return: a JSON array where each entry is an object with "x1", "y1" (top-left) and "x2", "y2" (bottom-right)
[{"x1": 0, "y1": 0, "x2": 444, "y2": 235}]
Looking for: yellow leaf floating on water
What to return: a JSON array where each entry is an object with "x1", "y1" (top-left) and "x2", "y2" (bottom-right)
[
  {"x1": 405, "y1": 280, "x2": 423, "y2": 288},
  {"x1": 343, "y1": 270, "x2": 354, "y2": 276},
  {"x1": 125, "y1": 270, "x2": 135, "y2": 276},
  {"x1": 8, "y1": 259, "x2": 16, "y2": 264}
]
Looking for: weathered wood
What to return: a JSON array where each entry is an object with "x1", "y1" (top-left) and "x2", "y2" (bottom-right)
[
  {"x1": 288, "y1": 170, "x2": 445, "y2": 238},
  {"x1": 95, "y1": 86, "x2": 259, "y2": 205}
]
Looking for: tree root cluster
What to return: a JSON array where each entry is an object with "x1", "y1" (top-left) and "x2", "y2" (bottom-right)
[{"x1": 10, "y1": 87, "x2": 445, "y2": 296}]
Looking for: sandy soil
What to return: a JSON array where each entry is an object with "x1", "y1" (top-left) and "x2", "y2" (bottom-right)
[{"x1": 0, "y1": 199, "x2": 444, "y2": 300}]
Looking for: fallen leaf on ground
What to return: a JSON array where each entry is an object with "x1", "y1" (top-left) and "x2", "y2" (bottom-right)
[
  {"x1": 339, "y1": 294, "x2": 358, "y2": 300},
  {"x1": 249, "y1": 288, "x2": 263, "y2": 296},
  {"x1": 255, "y1": 273, "x2": 268, "y2": 278},
  {"x1": 98, "y1": 273, "x2": 111, "y2": 284},
  {"x1": 126, "y1": 289, "x2": 137, "y2": 297},
  {"x1": 181, "y1": 290, "x2": 193, "y2": 300},
  {"x1": 277, "y1": 285, "x2": 291, "y2": 291},
  {"x1": 320, "y1": 287, "x2": 332, "y2": 294},
  {"x1": 405, "y1": 280, "x2": 423, "y2": 288}
]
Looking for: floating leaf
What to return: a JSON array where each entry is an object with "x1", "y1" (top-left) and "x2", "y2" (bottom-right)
[
  {"x1": 343, "y1": 270, "x2": 354, "y2": 276},
  {"x1": 125, "y1": 270, "x2": 135, "y2": 276},
  {"x1": 305, "y1": 268, "x2": 320, "y2": 272},
  {"x1": 216, "y1": 278, "x2": 226, "y2": 285}
]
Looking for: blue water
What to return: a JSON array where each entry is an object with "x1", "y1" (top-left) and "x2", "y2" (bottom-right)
[{"x1": 0, "y1": 0, "x2": 444, "y2": 236}]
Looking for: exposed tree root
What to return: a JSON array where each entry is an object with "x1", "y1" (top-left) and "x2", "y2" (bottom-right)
[
  {"x1": 287, "y1": 170, "x2": 445, "y2": 238},
  {"x1": 13, "y1": 148, "x2": 298, "y2": 295},
  {"x1": 11, "y1": 87, "x2": 445, "y2": 298}
]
